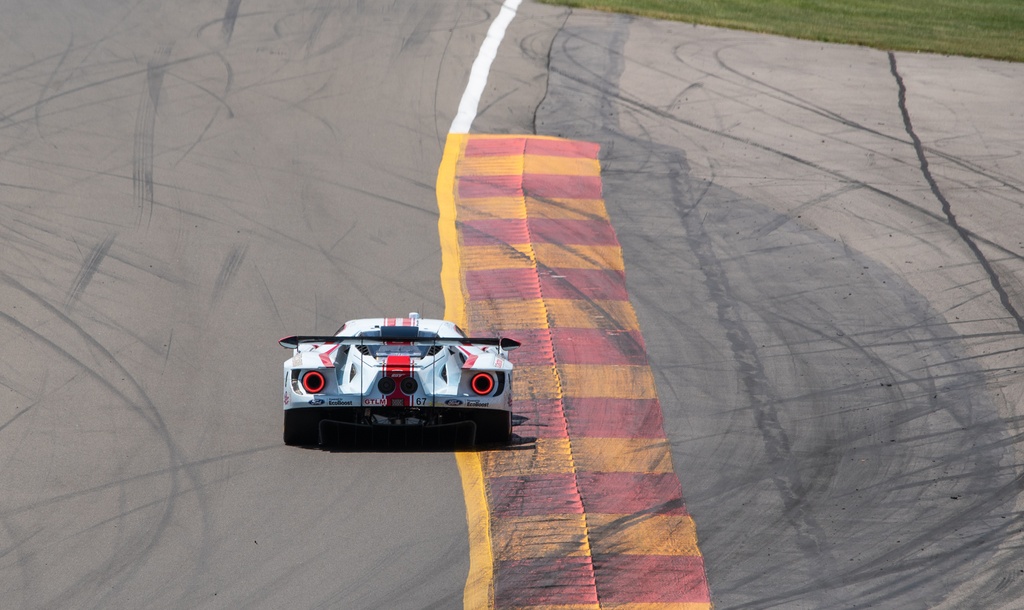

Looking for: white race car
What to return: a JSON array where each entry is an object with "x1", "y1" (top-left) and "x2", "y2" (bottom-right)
[{"x1": 279, "y1": 313, "x2": 518, "y2": 447}]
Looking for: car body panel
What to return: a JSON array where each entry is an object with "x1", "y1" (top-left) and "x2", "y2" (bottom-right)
[{"x1": 280, "y1": 314, "x2": 516, "y2": 446}]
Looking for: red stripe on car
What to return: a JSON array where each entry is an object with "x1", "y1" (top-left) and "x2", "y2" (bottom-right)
[{"x1": 384, "y1": 355, "x2": 412, "y2": 376}]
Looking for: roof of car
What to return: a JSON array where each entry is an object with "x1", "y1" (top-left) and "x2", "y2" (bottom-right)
[{"x1": 338, "y1": 316, "x2": 464, "y2": 339}]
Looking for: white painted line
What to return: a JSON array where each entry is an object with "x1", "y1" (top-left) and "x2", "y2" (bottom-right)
[{"x1": 449, "y1": 0, "x2": 522, "y2": 134}]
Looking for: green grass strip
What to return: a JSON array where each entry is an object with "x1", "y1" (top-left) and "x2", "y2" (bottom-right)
[{"x1": 537, "y1": 0, "x2": 1024, "y2": 62}]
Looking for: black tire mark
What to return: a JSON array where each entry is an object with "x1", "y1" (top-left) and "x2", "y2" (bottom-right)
[
  {"x1": 539, "y1": 17, "x2": 1024, "y2": 607},
  {"x1": 0, "y1": 51, "x2": 212, "y2": 134},
  {"x1": 0, "y1": 271, "x2": 212, "y2": 607},
  {"x1": 212, "y1": 243, "x2": 248, "y2": 302},
  {"x1": 543, "y1": 28, "x2": 1024, "y2": 269},
  {"x1": 700, "y1": 44, "x2": 1024, "y2": 199},
  {"x1": 165, "y1": 69, "x2": 234, "y2": 118},
  {"x1": 65, "y1": 234, "x2": 115, "y2": 310},
  {"x1": 164, "y1": 49, "x2": 235, "y2": 165},
  {"x1": 888, "y1": 52, "x2": 1024, "y2": 336},
  {"x1": 305, "y1": 0, "x2": 335, "y2": 55},
  {"x1": 34, "y1": 32, "x2": 74, "y2": 139},
  {"x1": 223, "y1": 0, "x2": 243, "y2": 43},
  {"x1": 672, "y1": 146, "x2": 839, "y2": 576},
  {"x1": 253, "y1": 263, "x2": 283, "y2": 328},
  {"x1": 0, "y1": 402, "x2": 34, "y2": 436},
  {"x1": 557, "y1": 60, "x2": 1024, "y2": 266},
  {"x1": 133, "y1": 45, "x2": 172, "y2": 228},
  {"x1": 174, "y1": 107, "x2": 221, "y2": 167}
]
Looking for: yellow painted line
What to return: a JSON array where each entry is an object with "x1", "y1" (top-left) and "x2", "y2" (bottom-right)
[
  {"x1": 526, "y1": 196, "x2": 609, "y2": 220},
  {"x1": 533, "y1": 243, "x2": 625, "y2": 271},
  {"x1": 439, "y1": 133, "x2": 469, "y2": 330},
  {"x1": 512, "y1": 365, "x2": 564, "y2": 400},
  {"x1": 587, "y1": 514, "x2": 702, "y2": 556},
  {"x1": 459, "y1": 153, "x2": 600, "y2": 177},
  {"x1": 558, "y1": 364, "x2": 658, "y2": 399},
  {"x1": 439, "y1": 133, "x2": 496, "y2": 610},
  {"x1": 491, "y1": 514, "x2": 591, "y2": 561},
  {"x1": 482, "y1": 437, "x2": 575, "y2": 477},
  {"x1": 464, "y1": 297, "x2": 641, "y2": 332},
  {"x1": 457, "y1": 450, "x2": 496, "y2": 609},
  {"x1": 457, "y1": 196, "x2": 529, "y2": 220},
  {"x1": 462, "y1": 243, "x2": 626, "y2": 270},
  {"x1": 459, "y1": 154, "x2": 525, "y2": 176},
  {"x1": 545, "y1": 298, "x2": 640, "y2": 330},
  {"x1": 571, "y1": 438, "x2": 676, "y2": 473},
  {"x1": 511, "y1": 605, "x2": 600, "y2": 610},
  {"x1": 524, "y1": 154, "x2": 602, "y2": 176},
  {"x1": 462, "y1": 244, "x2": 536, "y2": 270},
  {"x1": 467, "y1": 299, "x2": 549, "y2": 330},
  {"x1": 604, "y1": 604, "x2": 712, "y2": 610}
]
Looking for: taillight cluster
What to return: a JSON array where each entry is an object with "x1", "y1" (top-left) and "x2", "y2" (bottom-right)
[
  {"x1": 470, "y1": 372, "x2": 494, "y2": 395},
  {"x1": 301, "y1": 370, "x2": 326, "y2": 394}
]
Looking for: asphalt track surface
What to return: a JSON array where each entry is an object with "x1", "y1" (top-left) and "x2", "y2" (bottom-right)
[
  {"x1": 531, "y1": 14, "x2": 1024, "y2": 610},
  {"x1": 0, "y1": 1, "x2": 475, "y2": 608},
  {"x1": 2, "y1": 2, "x2": 1024, "y2": 610}
]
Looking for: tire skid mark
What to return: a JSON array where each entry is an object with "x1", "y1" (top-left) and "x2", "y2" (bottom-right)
[
  {"x1": 34, "y1": 31, "x2": 74, "y2": 139},
  {"x1": 0, "y1": 271, "x2": 212, "y2": 605},
  {"x1": 547, "y1": 49, "x2": 1024, "y2": 267},
  {"x1": 65, "y1": 234, "x2": 115, "y2": 310},
  {"x1": 667, "y1": 145, "x2": 838, "y2": 574},
  {"x1": 701, "y1": 43, "x2": 1024, "y2": 197},
  {"x1": 222, "y1": 0, "x2": 243, "y2": 43},
  {"x1": 133, "y1": 45, "x2": 172, "y2": 229},
  {"x1": 0, "y1": 444, "x2": 275, "y2": 520},
  {"x1": 888, "y1": 52, "x2": 1024, "y2": 336},
  {"x1": 542, "y1": 20, "x2": 1024, "y2": 607},
  {"x1": 163, "y1": 47, "x2": 232, "y2": 166},
  {"x1": 304, "y1": 0, "x2": 336, "y2": 56},
  {"x1": 212, "y1": 243, "x2": 248, "y2": 302},
  {"x1": 604, "y1": 133, "x2": 1020, "y2": 607}
]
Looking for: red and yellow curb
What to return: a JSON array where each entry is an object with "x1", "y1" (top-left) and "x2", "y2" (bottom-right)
[{"x1": 438, "y1": 133, "x2": 711, "y2": 609}]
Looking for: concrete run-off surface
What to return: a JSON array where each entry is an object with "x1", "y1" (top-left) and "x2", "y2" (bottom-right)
[{"x1": 531, "y1": 12, "x2": 1024, "y2": 609}]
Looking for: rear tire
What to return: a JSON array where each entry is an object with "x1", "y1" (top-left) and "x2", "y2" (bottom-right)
[
  {"x1": 472, "y1": 409, "x2": 512, "y2": 444},
  {"x1": 283, "y1": 410, "x2": 318, "y2": 446}
]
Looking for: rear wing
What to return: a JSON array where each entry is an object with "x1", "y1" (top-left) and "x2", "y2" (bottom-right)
[{"x1": 278, "y1": 334, "x2": 520, "y2": 351}]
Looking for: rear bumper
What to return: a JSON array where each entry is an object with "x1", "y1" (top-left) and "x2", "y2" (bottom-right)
[
  {"x1": 318, "y1": 418, "x2": 477, "y2": 449},
  {"x1": 284, "y1": 406, "x2": 490, "y2": 448}
]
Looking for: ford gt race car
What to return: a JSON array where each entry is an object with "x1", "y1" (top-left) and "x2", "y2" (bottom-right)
[{"x1": 279, "y1": 314, "x2": 518, "y2": 448}]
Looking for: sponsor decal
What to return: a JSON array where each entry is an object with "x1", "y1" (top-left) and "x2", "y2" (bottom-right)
[
  {"x1": 309, "y1": 398, "x2": 325, "y2": 406},
  {"x1": 445, "y1": 399, "x2": 464, "y2": 406},
  {"x1": 284, "y1": 392, "x2": 290, "y2": 406},
  {"x1": 467, "y1": 400, "x2": 486, "y2": 407},
  {"x1": 363, "y1": 398, "x2": 387, "y2": 406},
  {"x1": 328, "y1": 398, "x2": 353, "y2": 406}
]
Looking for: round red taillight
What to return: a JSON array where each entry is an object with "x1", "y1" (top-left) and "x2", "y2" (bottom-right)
[
  {"x1": 471, "y1": 372, "x2": 494, "y2": 396},
  {"x1": 302, "y1": 370, "x2": 326, "y2": 394}
]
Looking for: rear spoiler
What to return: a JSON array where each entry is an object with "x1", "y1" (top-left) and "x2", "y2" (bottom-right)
[{"x1": 279, "y1": 334, "x2": 520, "y2": 351}]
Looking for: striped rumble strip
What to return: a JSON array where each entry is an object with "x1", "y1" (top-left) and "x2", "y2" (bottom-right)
[{"x1": 439, "y1": 134, "x2": 712, "y2": 609}]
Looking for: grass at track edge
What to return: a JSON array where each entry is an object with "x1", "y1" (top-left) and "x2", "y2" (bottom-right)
[{"x1": 537, "y1": 0, "x2": 1024, "y2": 63}]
